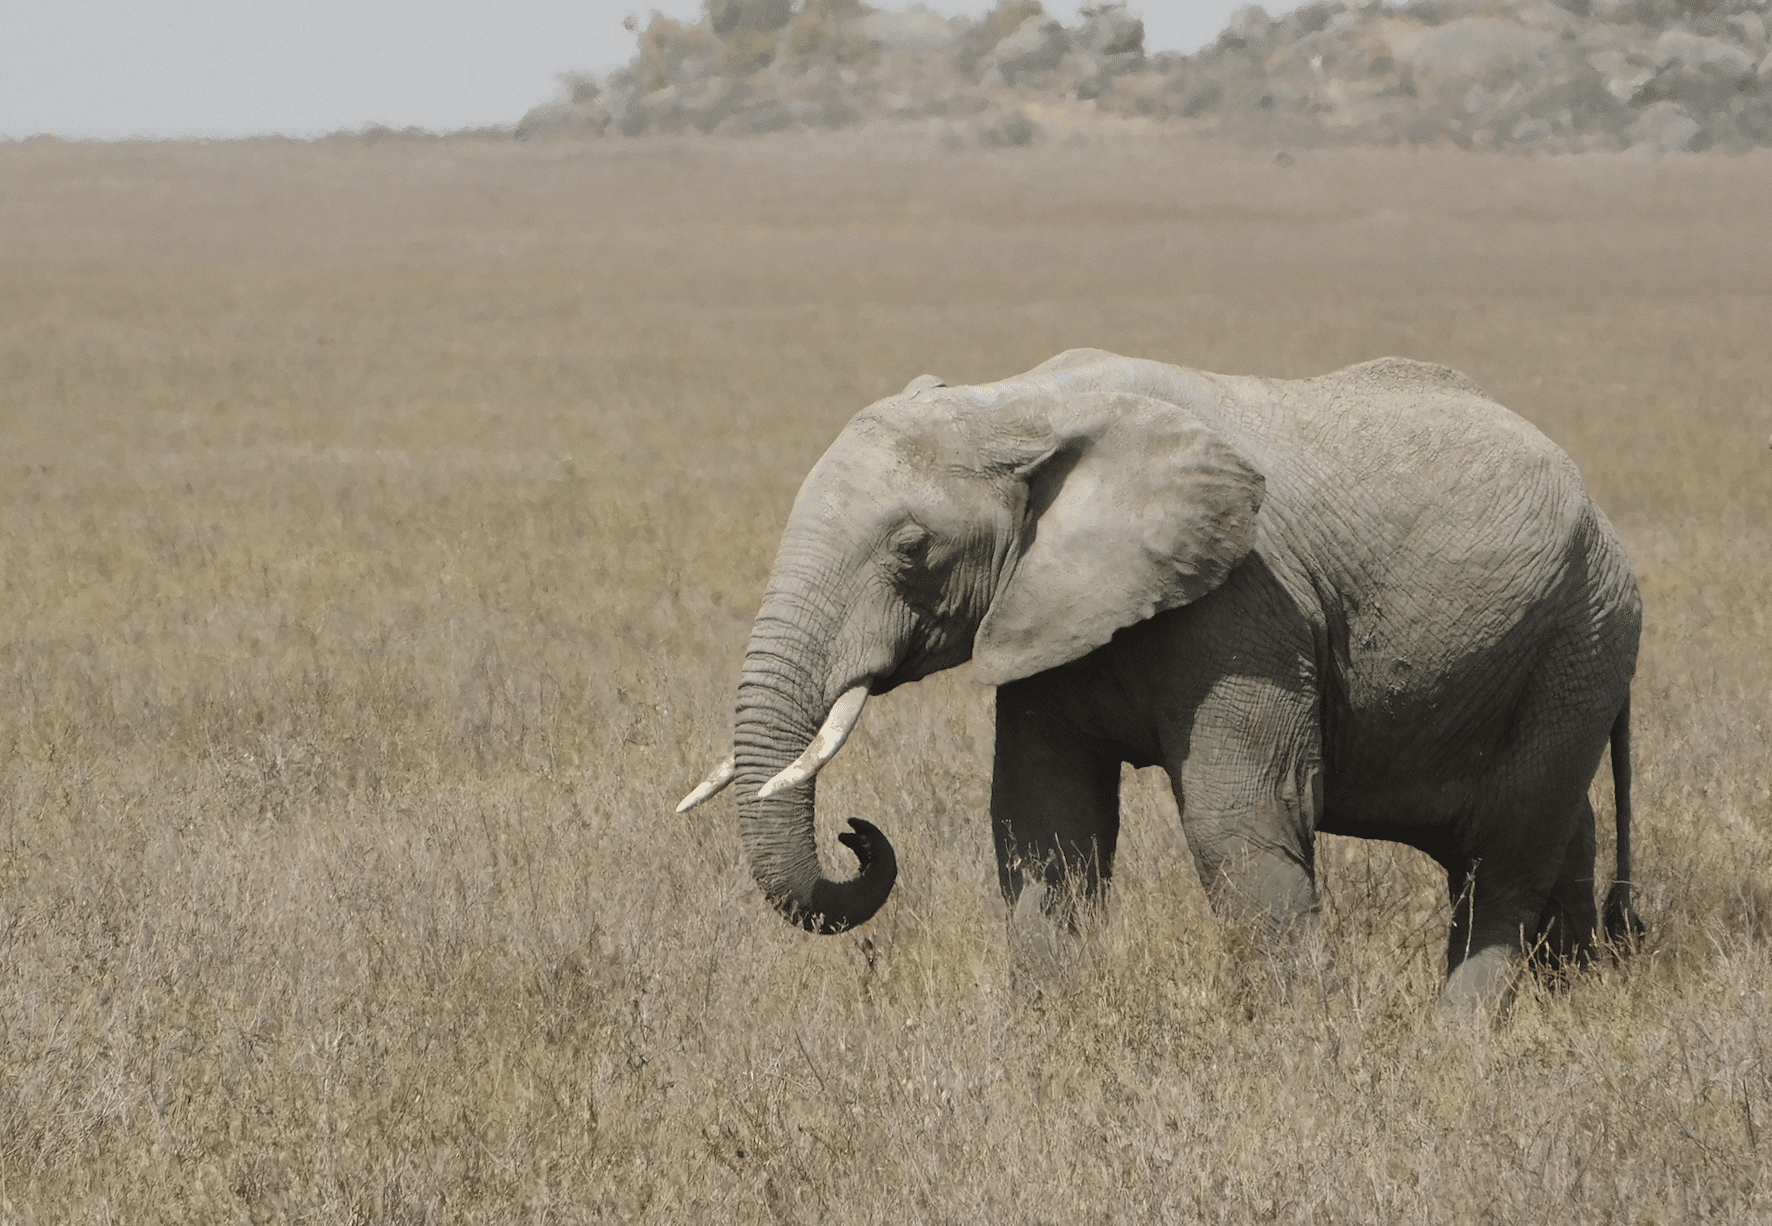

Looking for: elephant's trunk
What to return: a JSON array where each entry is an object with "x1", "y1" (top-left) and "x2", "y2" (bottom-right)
[{"x1": 733, "y1": 585, "x2": 897, "y2": 934}]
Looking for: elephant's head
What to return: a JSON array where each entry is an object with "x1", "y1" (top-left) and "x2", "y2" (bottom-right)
[{"x1": 681, "y1": 372, "x2": 1265, "y2": 933}]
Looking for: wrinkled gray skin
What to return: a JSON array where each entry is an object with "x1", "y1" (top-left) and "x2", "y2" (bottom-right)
[{"x1": 715, "y1": 348, "x2": 1643, "y2": 1009}]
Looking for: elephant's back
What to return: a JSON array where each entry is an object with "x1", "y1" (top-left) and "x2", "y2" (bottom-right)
[
  {"x1": 1211, "y1": 358, "x2": 1594, "y2": 579},
  {"x1": 1212, "y1": 359, "x2": 1623, "y2": 741},
  {"x1": 1219, "y1": 357, "x2": 1575, "y2": 487}
]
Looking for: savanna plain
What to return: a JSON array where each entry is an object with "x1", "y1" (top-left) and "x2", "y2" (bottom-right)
[{"x1": 1, "y1": 126, "x2": 1769, "y2": 1223}]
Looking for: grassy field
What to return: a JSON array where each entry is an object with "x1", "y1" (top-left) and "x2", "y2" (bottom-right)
[{"x1": 1, "y1": 126, "x2": 1769, "y2": 1222}]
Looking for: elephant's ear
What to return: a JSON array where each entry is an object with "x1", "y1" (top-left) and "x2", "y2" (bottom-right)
[
  {"x1": 972, "y1": 392, "x2": 1264, "y2": 687},
  {"x1": 902, "y1": 374, "x2": 948, "y2": 395}
]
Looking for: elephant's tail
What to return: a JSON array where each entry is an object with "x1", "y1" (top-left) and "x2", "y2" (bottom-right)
[{"x1": 1602, "y1": 692, "x2": 1647, "y2": 947}]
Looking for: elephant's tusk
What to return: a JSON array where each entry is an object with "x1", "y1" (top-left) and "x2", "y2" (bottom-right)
[
  {"x1": 675, "y1": 752, "x2": 736, "y2": 813},
  {"x1": 757, "y1": 684, "x2": 869, "y2": 800}
]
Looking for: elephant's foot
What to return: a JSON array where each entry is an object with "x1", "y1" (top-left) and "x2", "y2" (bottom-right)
[
  {"x1": 1217, "y1": 907, "x2": 1336, "y2": 1012},
  {"x1": 1005, "y1": 880, "x2": 1103, "y2": 1001},
  {"x1": 1008, "y1": 878, "x2": 1059, "y2": 945},
  {"x1": 1274, "y1": 917, "x2": 1339, "y2": 1002},
  {"x1": 1440, "y1": 946, "x2": 1519, "y2": 1014}
]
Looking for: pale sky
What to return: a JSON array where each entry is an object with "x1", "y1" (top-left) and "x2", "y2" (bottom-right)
[{"x1": 0, "y1": 1, "x2": 1280, "y2": 141}]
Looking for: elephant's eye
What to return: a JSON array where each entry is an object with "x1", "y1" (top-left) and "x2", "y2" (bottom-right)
[{"x1": 888, "y1": 523, "x2": 933, "y2": 565}]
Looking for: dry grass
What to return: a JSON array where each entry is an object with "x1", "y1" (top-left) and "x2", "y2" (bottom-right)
[{"x1": 1, "y1": 127, "x2": 1769, "y2": 1222}]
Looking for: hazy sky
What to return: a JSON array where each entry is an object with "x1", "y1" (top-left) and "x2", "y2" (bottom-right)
[{"x1": 1, "y1": 1, "x2": 1279, "y2": 141}]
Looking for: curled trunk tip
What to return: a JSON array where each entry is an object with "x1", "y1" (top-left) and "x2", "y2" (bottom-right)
[{"x1": 782, "y1": 818, "x2": 898, "y2": 934}]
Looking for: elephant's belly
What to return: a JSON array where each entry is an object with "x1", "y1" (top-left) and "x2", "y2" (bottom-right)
[
  {"x1": 1314, "y1": 724, "x2": 1517, "y2": 858},
  {"x1": 1314, "y1": 651, "x2": 1542, "y2": 834},
  {"x1": 1314, "y1": 625, "x2": 1622, "y2": 854},
  {"x1": 1317, "y1": 773, "x2": 1481, "y2": 853},
  {"x1": 1315, "y1": 736, "x2": 1587, "y2": 865}
]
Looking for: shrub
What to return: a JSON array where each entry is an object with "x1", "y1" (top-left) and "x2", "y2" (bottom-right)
[
  {"x1": 716, "y1": 25, "x2": 782, "y2": 77},
  {"x1": 956, "y1": 0, "x2": 1049, "y2": 73},
  {"x1": 635, "y1": 16, "x2": 717, "y2": 95}
]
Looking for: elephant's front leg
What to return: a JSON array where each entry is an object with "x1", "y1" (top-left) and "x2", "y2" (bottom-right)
[
  {"x1": 1165, "y1": 676, "x2": 1324, "y2": 947},
  {"x1": 991, "y1": 678, "x2": 1124, "y2": 937}
]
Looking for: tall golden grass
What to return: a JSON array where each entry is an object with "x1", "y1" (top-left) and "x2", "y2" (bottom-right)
[{"x1": 1, "y1": 128, "x2": 1769, "y2": 1222}]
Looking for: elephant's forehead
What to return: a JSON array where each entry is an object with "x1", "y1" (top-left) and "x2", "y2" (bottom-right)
[
  {"x1": 848, "y1": 399, "x2": 977, "y2": 468},
  {"x1": 798, "y1": 421, "x2": 910, "y2": 519},
  {"x1": 797, "y1": 412, "x2": 969, "y2": 522}
]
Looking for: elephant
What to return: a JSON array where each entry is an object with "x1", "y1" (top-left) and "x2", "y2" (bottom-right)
[{"x1": 678, "y1": 348, "x2": 1644, "y2": 1009}]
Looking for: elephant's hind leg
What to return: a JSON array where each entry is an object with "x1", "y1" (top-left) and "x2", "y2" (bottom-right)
[
  {"x1": 1441, "y1": 845, "x2": 1551, "y2": 1011},
  {"x1": 1441, "y1": 608, "x2": 1631, "y2": 1010},
  {"x1": 1440, "y1": 792, "x2": 1597, "y2": 1010},
  {"x1": 1533, "y1": 794, "x2": 1601, "y2": 970}
]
